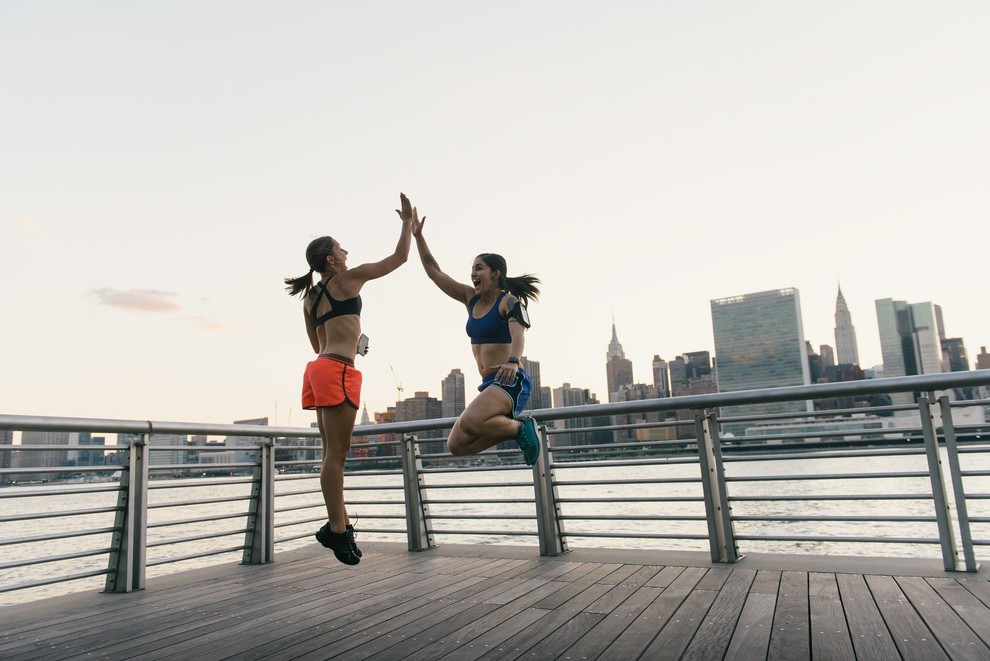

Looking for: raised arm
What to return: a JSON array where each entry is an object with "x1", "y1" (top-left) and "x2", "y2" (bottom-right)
[
  {"x1": 412, "y1": 217, "x2": 474, "y2": 304},
  {"x1": 343, "y1": 193, "x2": 415, "y2": 287}
]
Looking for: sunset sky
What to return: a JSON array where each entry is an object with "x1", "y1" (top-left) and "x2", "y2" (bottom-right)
[{"x1": 2, "y1": 2, "x2": 987, "y2": 427}]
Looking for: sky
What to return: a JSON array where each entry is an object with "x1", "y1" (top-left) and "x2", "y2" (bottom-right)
[{"x1": 2, "y1": 2, "x2": 988, "y2": 428}]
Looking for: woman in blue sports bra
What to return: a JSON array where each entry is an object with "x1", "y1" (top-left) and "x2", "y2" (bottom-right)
[
  {"x1": 412, "y1": 215, "x2": 543, "y2": 465},
  {"x1": 283, "y1": 193, "x2": 417, "y2": 565}
]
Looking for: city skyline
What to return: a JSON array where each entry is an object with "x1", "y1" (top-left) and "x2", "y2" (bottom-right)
[{"x1": 2, "y1": 4, "x2": 987, "y2": 425}]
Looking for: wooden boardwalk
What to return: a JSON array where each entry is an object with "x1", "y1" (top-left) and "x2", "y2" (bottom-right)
[{"x1": 2, "y1": 542, "x2": 989, "y2": 660}]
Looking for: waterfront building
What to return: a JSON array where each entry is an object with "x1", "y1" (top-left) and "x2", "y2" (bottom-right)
[
  {"x1": 441, "y1": 368, "x2": 466, "y2": 419},
  {"x1": 605, "y1": 322, "x2": 633, "y2": 402},
  {"x1": 611, "y1": 383, "x2": 665, "y2": 442},
  {"x1": 551, "y1": 383, "x2": 611, "y2": 446},
  {"x1": 520, "y1": 357, "x2": 549, "y2": 410},
  {"x1": 819, "y1": 344, "x2": 835, "y2": 370},
  {"x1": 226, "y1": 417, "x2": 268, "y2": 466},
  {"x1": 652, "y1": 356, "x2": 671, "y2": 398},
  {"x1": 833, "y1": 286, "x2": 860, "y2": 366},
  {"x1": 977, "y1": 346, "x2": 990, "y2": 371},
  {"x1": 664, "y1": 351, "x2": 719, "y2": 439},
  {"x1": 875, "y1": 298, "x2": 945, "y2": 405},
  {"x1": 396, "y1": 391, "x2": 445, "y2": 455},
  {"x1": 710, "y1": 288, "x2": 812, "y2": 434},
  {"x1": 16, "y1": 431, "x2": 70, "y2": 481}
]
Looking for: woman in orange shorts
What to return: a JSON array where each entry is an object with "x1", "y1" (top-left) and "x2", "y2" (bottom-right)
[{"x1": 284, "y1": 193, "x2": 417, "y2": 565}]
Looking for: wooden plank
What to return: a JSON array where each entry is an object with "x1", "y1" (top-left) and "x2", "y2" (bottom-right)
[
  {"x1": 639, "y1": 588, "x2": 718, "y2": 658},
  {"x1": 646, "y1": 565, "x2": 685, "y2": 588},
  {"x1": 598, "y1": 567, "x2": 707, "y2": 661},
  {"x1": 402, "y1": 578, "x2": 570, "y2": 661},
  {"x1": 926, "y1": 577, "x2": 990, "y2": 647},
  {"x1": 475, "y1": 578, "x2": 620, "y2": 660},
  {"x1": 896, "y1": 576, "x2": 990, "y2": 660},
  {"x1": 835, "y1": 573, "x2": 900, "y2": 661},
  {"x1": 529, "y1": 563, "x2": 623, "y2": 610},
  {"x1": 583, "y1": 566, "x2": 659, "y2": 615},
  {"x1": 125, "y1": 568, "x2": 482, "y2": 661},
  {"x1": 751, "y1": 569, "x2": 782, "y2": 595},
  {"x1": 680, "y1": 569, "x2": 756, "y2": 660},
  {"x1": 957, "y1": 577, "x2": 990, "y2": 608},
  {"x1": 560, "y1": 586, "x2": 661, "y2": 659},
  {"x1": 768, "y1": 571, "x2": 809, "y2": 661},
  {"x1": 331, "y1": 601, "x2": 501, "y2": 660},
  {"x1": 433, "y1": 608, "x2": 552, "y2": 661},
  {"x1": 865, "y1": 574, "x2": 949, "y2": 661},
  {"x1": 23, "y1": 565, "x2": 360, "y2": 661},
  {"x1": 723, "y1": 592, "x2": 775, "y2": 660},
  {"x1": 230, "y1": 573, "x2": 492, "y2": 661},
  {"x1": 694, "y1": 566, "x2": 731, "y2": 591},
  {"x1": 809, "y1": 572, "x2": 856, "y2": 661},
  {"x1": 504, "y1": 611, "x2": 605, "y2": 660}
]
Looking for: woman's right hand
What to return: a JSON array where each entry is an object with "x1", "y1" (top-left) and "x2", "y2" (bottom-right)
[{"x1": 396, "y1": 192, "x2": 423, "y2": 234}]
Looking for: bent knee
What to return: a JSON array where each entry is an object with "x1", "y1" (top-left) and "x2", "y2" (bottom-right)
[{"x1": 448, "y1": 441, "x2": 471, "y2": 457}]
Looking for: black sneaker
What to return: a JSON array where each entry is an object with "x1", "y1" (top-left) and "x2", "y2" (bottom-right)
[
  {"x1": 316, "y1": 523, "x2": 361, "y2": 565},
  {"x1": 346, "y1": 524, "x2": 362, "y2": 558}
]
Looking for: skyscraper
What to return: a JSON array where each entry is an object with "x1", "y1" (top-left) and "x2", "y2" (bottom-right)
[
  {"x1": 652, "y1": 355, "x2": 670, "y2": 398},
  {"x1": 520, "y1": 357, "x2": 548, "y2": 410},
  {"x1": 605, "y1": 322, "x2": 633, "y2": 402},
  {"x1": 441, "y1": 368, "x2": 466, "y2": 419},
  {"x1": 551, "y1": 383, "x2": 610, "y2": 446},
  {"x1": 396, "y1": 391, "x2": 445, "y2": 454},
  {"x1": 875, "y1": 298, "x2": 945, "y2": 404},
  {"x1": 711, "y1": 288, "x2": 812, "y2": 432},
  {"x1": 833, "y1": 286, "x2": 860, "y2": 366}
]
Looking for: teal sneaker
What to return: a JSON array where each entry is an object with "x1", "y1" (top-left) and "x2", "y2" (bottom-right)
[{"x1": 515, "y1": 417, "x2": 540, "y2": 465}]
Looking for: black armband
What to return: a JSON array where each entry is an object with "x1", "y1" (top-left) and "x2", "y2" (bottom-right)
[{"x1": 507, "y1": 299, "x2": 531, "y2": 328}]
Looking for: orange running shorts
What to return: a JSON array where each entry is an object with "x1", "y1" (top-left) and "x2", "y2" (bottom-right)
[{"x1": 302, "y1": 355, "x2": 362, "y2": 410}]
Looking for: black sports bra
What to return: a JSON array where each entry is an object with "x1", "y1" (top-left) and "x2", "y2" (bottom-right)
[{"x1": 310, "y1": 280, "x2": 362, "y2": 326}]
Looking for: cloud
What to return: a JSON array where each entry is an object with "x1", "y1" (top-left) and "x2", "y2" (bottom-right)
[
  {"x1": 91, "y1": 288, "x2": 182, "y2": 313},
  {"x1": 1, "y1": 217, "x2": 42, "y2": 231},
  {"x1": 182, "y1": 316, "x2": 241, "y2": 331}
]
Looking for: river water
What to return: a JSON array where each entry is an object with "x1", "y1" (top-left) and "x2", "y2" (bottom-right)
[{"x1": 2, "y1": 448, "x2": 988, "y2": 607}]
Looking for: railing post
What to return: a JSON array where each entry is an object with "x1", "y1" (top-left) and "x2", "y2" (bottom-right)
[
  {"x1": 936, "y1": 396, "x2": 979, "y2": 571},
  {"x1": 533, "y1": 421, "x2": 567, "y2": 556},
  {"x1": 243, "y1": 438, "x2": 275, "y2": 565},
  {"x1": 400, "y1": 434, "x2": 435, "y2": 551},
  {"x1": 695, "y1": 411, "x2": 741, "y2": 563},
  {"x1": 105, "y1": 432, "x2": 148, "y2": 592},
  {"x1": 918, "y1": 394, "x2": 962, "y2": 571}
]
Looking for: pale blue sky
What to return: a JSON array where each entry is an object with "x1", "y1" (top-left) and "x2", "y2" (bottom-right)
[{"x1": 2, "y1": 2, "x2": 987, "y2": 425}]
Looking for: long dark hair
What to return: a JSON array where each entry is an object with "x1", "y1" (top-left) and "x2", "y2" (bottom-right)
[
  {"x1": 477, "y1": 253, "x2": 541, "y2": 304},
  {"x1": 284, "y1": 236, "x2": 337, "y2": 298}
]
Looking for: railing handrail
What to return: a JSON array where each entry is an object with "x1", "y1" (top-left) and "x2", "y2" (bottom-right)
[{"x1": 2, "y1": 370, "x2": 988, "y2": 438}]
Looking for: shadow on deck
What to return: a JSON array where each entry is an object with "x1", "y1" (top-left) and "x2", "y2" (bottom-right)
[{"x1": 2, "y1": 543, "x2": 989, "y2": 660}]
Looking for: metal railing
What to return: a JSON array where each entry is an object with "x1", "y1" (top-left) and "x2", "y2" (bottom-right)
[{"x1": 1, "y1": 370, "x2": 988, "y2": 602}]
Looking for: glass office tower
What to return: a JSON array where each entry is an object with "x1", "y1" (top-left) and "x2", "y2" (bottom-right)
[{"x1": 711, "y1": 288, "x2": 812, "y2": 434}]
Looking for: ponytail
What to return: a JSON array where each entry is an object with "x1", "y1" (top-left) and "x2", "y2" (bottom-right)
[
  {"x1": 476, "y1": 253, "x2": 541, "y2": 305},
  {"x1": 284, "y1": 268, "x2": 315, "y2": 298},
  {"x1": 506, "y1": 275, "x2": 541, "y2": 304},
  {"x1": 284, "y1": 236, "x2": 336, "y2": 298}
]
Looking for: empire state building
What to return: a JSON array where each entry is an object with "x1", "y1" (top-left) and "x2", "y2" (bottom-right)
[
  {"x1": 834, "y1": 286, "x2": 860, "y2": 366},
  {"x1": 605, "y1": 322, "x2": 633, "y2": 402}
]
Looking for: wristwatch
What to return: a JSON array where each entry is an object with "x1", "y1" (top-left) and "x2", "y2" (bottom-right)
[{"x1": 507, "y1": 356, "x2": 520, "y2": 364}]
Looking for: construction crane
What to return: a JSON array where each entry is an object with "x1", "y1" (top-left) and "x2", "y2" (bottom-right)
[{"x1": 389, "y1": 365, "x2": 404, "y2": 402}]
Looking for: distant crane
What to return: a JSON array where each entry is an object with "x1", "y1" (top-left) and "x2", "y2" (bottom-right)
[{"x1": 390, "y1": 365, "x2": 405, "y2": 402}]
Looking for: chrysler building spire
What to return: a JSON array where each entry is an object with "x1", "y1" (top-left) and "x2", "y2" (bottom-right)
[{"x1": 834, "y1": 285, "x2": 860, "y2": 366}]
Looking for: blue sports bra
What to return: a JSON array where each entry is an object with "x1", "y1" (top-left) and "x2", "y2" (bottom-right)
[
  {"x1": 466, "y1": 292, "x2": 511, "y2": 345},
  {"x1": 310, "y1": 280, "x2": 362, "y2": 327}
]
